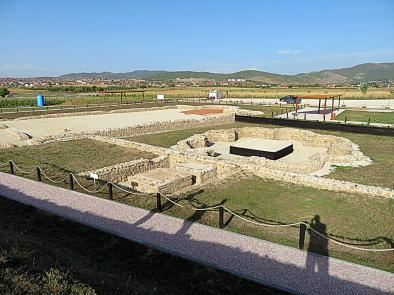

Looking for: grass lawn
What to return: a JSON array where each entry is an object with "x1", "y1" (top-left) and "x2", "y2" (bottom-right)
[
  {"x1": 0, "y1": 197, "x2": 279, "y2": 295},
  {"x1": 0, "y1": 139, "x2": 155, "y2": 175},
  {"x1": 336, "y1": 110, "x2": 394, "y2": 124},
  {"x1": 317, "y1": 131, "x2": 394, "y2": 189}
]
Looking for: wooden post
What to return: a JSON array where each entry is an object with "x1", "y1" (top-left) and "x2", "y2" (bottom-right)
[
  {"x1": 9, "y1": 161, "x2": 14, "y2": 174},
  {"x1": 299, "y1": 223, "x2": 307, "y2": 249},
  {"x1": 368, "y1": 118, "x2": 371, "y2": 125},
  {"x1": 304, "y1": 113, "x2": 306, "y2": 120},
  {"x1": 318, "y1": 99, "x2": 321, "y2": 114},
  {"x1": 69, "y1": 174, "x2": 74, "y2": 190},
  {"x1": 36, "y1": 167, "x2": 41, "y2": 181},
  {"x1": 345, "y1": 116, "x2": 347, "y2": 123},
  {"x1": 156, "y1": 192, "x2": 162, "y2": 212},
  {"x1": 108, "y1": 183, "x2": 113, "y2": 200},
  {"x1": 219, "y1": 206, "x2": 224, "y2": 229},
  {"x1": 330, "y1": 97, "x2": 335, "y2": 120}
]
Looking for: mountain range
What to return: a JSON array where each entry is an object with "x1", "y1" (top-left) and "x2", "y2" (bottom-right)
[{"x1": 59, "y1": 62, "x2": 394, "y2": 84}]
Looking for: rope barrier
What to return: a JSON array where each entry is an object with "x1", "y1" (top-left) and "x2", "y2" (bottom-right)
[
  {"x1": 10, "y1": 161, "x2": 35, "y2": 175},
  {"x1": 70, "y1": 173, "x2": 110, "y2": 193},
  {"x1": 111, "y1": 183, "x2": 153, "y2": 196},
  {"x1": 40, "y1": 169, "x2": 70, "y2": 184},
  {"x1": 2, "y1": 160, "x2": 393, "y2": 252},
  {"x1": 307, "y1": 227, "x2": 393, "y2": 252}
]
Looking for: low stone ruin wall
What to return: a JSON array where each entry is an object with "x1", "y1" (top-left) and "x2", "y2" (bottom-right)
[
  {"x1": 28, "y1": 114, "x2": 235, "y2": 147},
  {"x1": 12, "y1": 105, "x2": 178, "y2": 121},
  {"x1": 249, "y1": 165, "x2": 393, "y2": 199},
  {"x1": 172, "y1": 127, "x2": 371, "y2": 175},
  {"x1": 90, "y1": 114, "x2": 235, "y2": 138},
  {"x1": 78, "y1": 155, "x2": 169, "y2": 183}
]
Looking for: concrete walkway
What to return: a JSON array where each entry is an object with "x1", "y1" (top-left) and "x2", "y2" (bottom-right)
[{"x1": 0, "y1": 172, "x2": 393, "y2": 295}]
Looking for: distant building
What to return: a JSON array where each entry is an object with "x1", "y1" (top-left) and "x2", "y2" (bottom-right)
[{"x1": 208, "y1": 90, "x2": 224, "y2": 99}]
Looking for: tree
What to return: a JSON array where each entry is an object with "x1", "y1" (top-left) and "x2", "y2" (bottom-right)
[
  {"x1": 360, "y1": 83, "x2": 368, "y2": 94},
  {"x1": 0, "y1": 87, "x2": 10, "y2": 97}
]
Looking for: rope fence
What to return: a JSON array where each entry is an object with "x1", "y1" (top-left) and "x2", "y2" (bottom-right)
[{"x1": 1, "y1": 160, "x2": 393, "y2": 253}]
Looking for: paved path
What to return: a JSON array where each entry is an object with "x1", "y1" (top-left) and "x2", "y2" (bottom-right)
[{"x1": 0, "y1": 172, "x2": 393, "y2": 295}]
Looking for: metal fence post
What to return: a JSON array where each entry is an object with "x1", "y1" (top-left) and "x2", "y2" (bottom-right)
[
  {"x1": 299, "y1": 223, "x2": 307, "y2": 249},
  {"x1": 219, "y1": 206, "x2": 224, "y2": 228},
  {"x1": 36, "y1": 167, "x2": 41, "y2": 181},
  {"x1": 9, "y1": 161, "x2": 14, "y2": 174},
  {"x1": 69, "y1": 174, "x2": 74, "y2": 190},
  {"x1": 108, "y1": 183, "x2": 113, "y2": 200},
  {"x1": 156, "y1": 192, "x2": 162, "y2": 212}
]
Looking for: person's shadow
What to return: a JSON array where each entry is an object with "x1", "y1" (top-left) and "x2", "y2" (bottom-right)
[{"x1": 306, "y1": 215, "x2": 329, "y2": 276}]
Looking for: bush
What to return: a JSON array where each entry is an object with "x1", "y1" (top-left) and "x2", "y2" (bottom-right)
[{"x1": 0, "y1": 87, "x2": 10, "y2": 97}]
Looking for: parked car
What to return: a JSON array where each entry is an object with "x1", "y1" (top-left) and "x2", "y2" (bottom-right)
[{"x1": 279, "y1": 95, "x2": 301, "y2": 104}]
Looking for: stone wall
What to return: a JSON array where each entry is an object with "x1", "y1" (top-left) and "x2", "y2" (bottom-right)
[
  {"x1": 78, "y1": 155, "x2": 169, "y2": 183},
  {"x1": 172, "y1": 127, "x2": 371, "y2": 175},
  {"x1": 13, "y1": 105, "x2": 178, "y2": 121},
  {"x1": 28, "y1": 114, "x2": 235, "y2": 146},
  {"x1": 249, "y1": 165, "x2": 393, "y2": 198}
]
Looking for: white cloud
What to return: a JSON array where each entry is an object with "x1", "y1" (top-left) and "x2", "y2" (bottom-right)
[{"x1": 277, "y1": 49, "x2": 303, "y2": 55}]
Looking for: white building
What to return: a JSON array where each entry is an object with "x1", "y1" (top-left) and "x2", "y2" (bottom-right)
[{"x1": 208, "y1": 90, "x2": 224, "y2": 99}]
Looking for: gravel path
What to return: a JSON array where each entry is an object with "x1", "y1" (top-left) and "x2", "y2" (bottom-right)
[{"x1": 1, "y1": 172, "x2": 393, "y2": 295}]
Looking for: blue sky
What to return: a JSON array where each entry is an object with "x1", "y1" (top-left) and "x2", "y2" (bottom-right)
[{"x1": 0, "y1": 0, "x2": 393, "y2": 77}]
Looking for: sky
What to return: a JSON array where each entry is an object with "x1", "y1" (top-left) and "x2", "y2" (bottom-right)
[{"x1": 0, "y1": 0, "x2": 393, "y2": 77}]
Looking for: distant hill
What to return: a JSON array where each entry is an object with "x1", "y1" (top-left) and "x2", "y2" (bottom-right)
[{"x1": 58, "y1": 62, "x2": 394, "y2": 84}]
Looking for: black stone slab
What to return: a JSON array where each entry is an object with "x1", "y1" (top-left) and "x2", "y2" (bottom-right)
[{"x1": 230, "y1": 144, "x2": 293, "y2": 160}]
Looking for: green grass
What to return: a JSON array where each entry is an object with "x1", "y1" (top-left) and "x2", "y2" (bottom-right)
[
  {"x1": 336, "y1": 110, "x2": 394, "y2": 124},
  {"x1": 318, "y1": 131, "x2": 394, "y2": 189},
  {"x1": 0, "y1": 139, "x2": 155, "y2": 175},
  {"x1": 0, "y1": 197, "x2": 278, "y2": 294}
]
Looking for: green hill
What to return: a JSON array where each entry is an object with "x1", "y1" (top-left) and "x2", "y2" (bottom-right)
[{"x1": 59, "y1": 62, "x2": 394, "y2": 84}]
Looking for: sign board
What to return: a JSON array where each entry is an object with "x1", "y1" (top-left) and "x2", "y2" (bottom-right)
[
  {"x1": 89, "y1": 173, "x2": 99, "y2": 180},
  {"x1": 157, "y1": 94, "x2": 165, "y2": 100},
  {"x1": 89, "y1": 173, "x2": 99, "y2": 188}
]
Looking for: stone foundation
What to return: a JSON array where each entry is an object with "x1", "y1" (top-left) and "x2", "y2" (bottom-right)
[
  {"x1": 78, "y1": 156, "x2": 169, "y2": 183},
  {"x1": 172, "y1": 127, "x2": 371, "y2": 176},
  {"x1": 128, "y1": 168, "x2": 194, "y2": 194}
]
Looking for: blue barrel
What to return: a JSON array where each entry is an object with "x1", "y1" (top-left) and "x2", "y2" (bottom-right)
[{"x1": 36, "y1": 95, "x2": 45, "y2": 107}]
